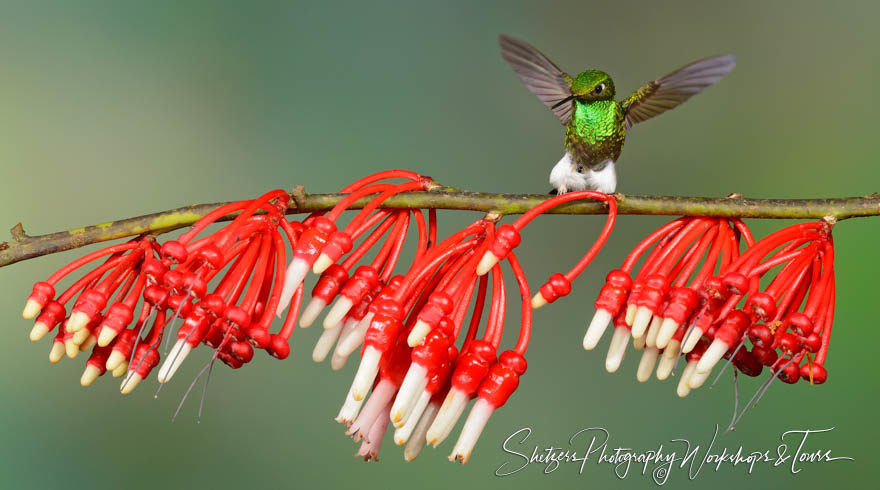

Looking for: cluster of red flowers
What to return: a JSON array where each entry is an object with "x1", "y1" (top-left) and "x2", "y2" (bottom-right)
[
  {"x1": 585, "y1": 217, "x2": 835, "y2": 426},
  {"x1": 21, "y1": 170, "x2": 836, "y2": 461},
  {"x1": 21, "y1": 170, "x2": 617, "y2": 463},
  {"x1": 23, "y1": 189, "x2": 301, "y2": 392}
]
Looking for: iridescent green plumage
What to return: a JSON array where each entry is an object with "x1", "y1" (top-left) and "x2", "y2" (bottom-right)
[{"x1": 499, "y1": 34, "x2": 735, "y2": 192}]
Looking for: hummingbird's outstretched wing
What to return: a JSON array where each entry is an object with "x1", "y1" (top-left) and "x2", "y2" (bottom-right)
[
  {"x1": 499, "y1": 35, "x2": 573, "y2": 125},
  {"x1": 621, "y1": 55, "x2": 736, "y2": 129}
]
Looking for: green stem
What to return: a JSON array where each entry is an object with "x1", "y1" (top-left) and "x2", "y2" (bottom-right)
[{"x1": 2, "y1": 187, "x2": 878, "y2": 268}]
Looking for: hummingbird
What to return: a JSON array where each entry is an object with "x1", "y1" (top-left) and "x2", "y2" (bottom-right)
[{"x1": 499, "y1": 35, "x2": 736, "y2": 194}]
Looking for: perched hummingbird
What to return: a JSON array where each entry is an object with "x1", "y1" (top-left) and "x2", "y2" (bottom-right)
[{"x1": 499, "y1": 35, "x2": 735, "y2": 194}]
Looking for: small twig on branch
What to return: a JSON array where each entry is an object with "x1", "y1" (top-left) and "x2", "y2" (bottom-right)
[{"x1": 2, "y1": 186, "x2": 879, "y2": 268}]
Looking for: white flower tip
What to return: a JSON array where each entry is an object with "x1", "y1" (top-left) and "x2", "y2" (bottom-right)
[
  {"x1": 350, "y1": 346, "x2": 382, "y2": 401},
  {"x1": 79, "y1": 334, "x2": 96, "y2": 352},
  {"x1": 97, "y1": 328, "x2": 117, "y2": 347},
  {"x1": 676, "y1": 381, "x2": 692, "y2": 398},
  {"x1": 312, "y1": 323, "x2": 342, "y2": 363},
  {"x1": 427, "y1": 389, "x2": 469, "y2": 447},
  {"x1": 275, "y1": 258, "x2": 310, "y2": 316},
  {"x1": 71, "y1": 327, "x2": 89, "y2": 346},
  {"x1": 22, "y1": 299, "x2": 41, "y2": 320},
  {"x1": 475, "y1": 252, "x2": 499, "y2": 276},
  {"x1": 111, "y1": 362, "x2": 128, "y2": 378},
  {"x1": 404, "y1": 402, "x2": 439, "y2": 461},
  {"x1": 29, "y1": 322, "x2": 49, "y2": 342},
  {"x1": 656, "y1": 367, "x2": 672, "y2": 381},
  {"x1": 680, "y1": 327, "x2": 704, "y2": 354},
  {"x1": 330, "y1": 352, "x2": 349, "y2": 371},
  {"x1": 636, "y1": 347, "x2": 659, "y2": 382},
  {"x1": 395, "y1": 390, "x2": 431, "y2": 438},
  {"x1": 48, "y1": 343, "x2": 65, "y2": 364},
  {"x1": 696, "y1": 339, "x2": 729, "y2": 375},
  {"x1": 105, "y1": 350, "x2": 125, "y2": 371},
  {"x1": 655, "y1": 318, "x2": 680, "y2": 349},
  {"x1": 391, "y1": 365, "x2": 428, "y2": 427},
  {"x1": 64, "y1": 339, "x2": 80, "y2": 359},
  {"x1": 624, "y1": 304, "x2": 637, "y2": 326},
  {"x1": 120, "y1": 372, "x2": 143, "y2": 395},
  {"x1": 334, "y1": 313, "x2": 371, "y2": 357},
  {"x1": 530, "y1": 293, "x2": 548, "y2": 310},
  {"x1": 66, "y1": 311, "x2": 90, "y2": 333},
  {"x1": 157, "y1": 340, "x2": 192, "y2": 383},
  {"x1": 632, "y1": 334, "x2": 646, "y2": 351},
  {"x1": 407, "y1": 320, "x2": 431, "y2": 347},
  {"x1": 312, "y1": 253, "x2": 334, "y2": 274},
  {"x1": 403, "y1": 447, "x2": 421, "y2": 462},
  {"x1": 299, "y1": 298, "x2": 327, "y2": 328},
  {"x1": 644, "y1": 316, "x2": 663, "y2": 348},
  {"x1": 449, "y1": 399, "x2": 494, "y2": 465},
  {"x1": 677, "y1": 361, "x2": 697, "y2": 397},
  {"x1": 583, "y1": 309, "x2": 612, "y2": 350},
  {"x1": 656, "y1": 340, "x2": 680, "y2": 381},
  {"x1": 323, "y1": 297, "x2": 353, "y2": 330},
  {"x1": 390, "y1": 413, "x2": 405, "y2": 428},
  {"x1": 604, "y1": 326, "x2": 629, "y2": 373},
  {"x1": 336, "y1": 391, "x2": 365, "y2": 426},
  {"x1": 630, "y1": 306, "x2": 653, "y2": 338},
  {"x1": 80, "y1": 365, "x2": 101, "y2": 387},
  {"x1": 687, "y1": 369, "x2": 710, "y2": 390}
]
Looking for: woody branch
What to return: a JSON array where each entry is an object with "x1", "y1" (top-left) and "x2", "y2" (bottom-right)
[{"x1": 2, "y1": 185, "x2": 879, "y2": 268}]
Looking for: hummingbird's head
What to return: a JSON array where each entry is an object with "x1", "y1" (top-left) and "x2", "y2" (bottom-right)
[{"x1": 570, "y1": 70, "x2": 615, "y2": 102}]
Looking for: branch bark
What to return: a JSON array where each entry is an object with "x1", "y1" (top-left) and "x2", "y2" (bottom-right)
[{"x1": 2, "y1": 187, "x2": 879, "y2": 268}]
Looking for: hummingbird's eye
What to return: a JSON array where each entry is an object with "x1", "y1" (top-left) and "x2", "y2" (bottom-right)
[{"x1": 594, "y1": 83, "x2": 606, "y2": 95}]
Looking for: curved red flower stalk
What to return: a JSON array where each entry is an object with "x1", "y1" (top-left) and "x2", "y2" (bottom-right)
[
  {"x1": 475, "y1": 192, "x2": 617, "y2": 305},
  {"x1": 274, "y1": 172, "x2": 432, "y2": 315}
]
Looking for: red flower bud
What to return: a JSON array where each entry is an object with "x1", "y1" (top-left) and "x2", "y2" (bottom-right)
[
  {"x1": 748, "y1": 323, "x2": 774, "y2": 348},
  {"x1": 801, "y1": 363, "x2": 827, "y2": 384},
  {"x1": 538, "y1": 273, "x2": 571, "y2": 304},
  {"x1": 722, "y1": 271, "x2": 749, "y2": 295},
  {"x1": 662, "y1": 287, "x2": 698, "y2": 325},
  {"x1": 322, "y1": 231, "x2": 354, "y2": 264},
  {"x1": 27, "y1": 281, "x2": 56, "y2": 310},
  {"x1": 450, "y1": 340, "x2": 496, "y2": 396},
  {"x1": 747, "y1": 292, "x2": 777, "y2": 322},
  {"x1": 594, "y1": 270, "x2": 632, "y2": 315},
  {"x1": 477, "y1": 351, "x2": 526, "y2": 408},
  {"x1": 489, "y1": 224, "x2": 521, "y2": 260},
  {"x1": 161, "y1": 240, "x2": 188, "y2": 264},
  {"x1": 734, "y1": 349, "x2": 763, "y2": 377}
]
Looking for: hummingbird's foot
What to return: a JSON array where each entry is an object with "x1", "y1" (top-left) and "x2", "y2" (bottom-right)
[
  {"x1": 549, "y1": 153, "x2": 585, "y2": 195},
  {"x1": 584, "y1": 160, "x2": 617, "y2": 194},
  {"x1": 549, "y1": 153, "x2": 617, "y2": 195}
]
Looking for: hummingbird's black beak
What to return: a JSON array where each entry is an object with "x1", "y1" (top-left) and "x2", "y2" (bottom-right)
[{"x1": 551, "y1": 95, "x2": 575, "y2": 110}]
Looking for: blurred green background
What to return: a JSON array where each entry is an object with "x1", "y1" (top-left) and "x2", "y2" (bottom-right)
[{"x1": 0, "y1": 1, "x2": 876, "y2": 488}]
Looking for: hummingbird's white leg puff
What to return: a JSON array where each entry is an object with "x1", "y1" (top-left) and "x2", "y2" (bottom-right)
[
  {"x1": 549, "y1": 153, "x2": 589, "y2": 194},
  {"x1": 549, "y1": 153, "x2": 617, "y2": 194},
  {"x1": 585, "y1": 160, "x2": 617, "y2": 194}
]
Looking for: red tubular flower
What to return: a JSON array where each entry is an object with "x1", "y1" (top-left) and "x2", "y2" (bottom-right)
[
  {"x1": 275, "y1": 172, "x2": 431, "y2": 316},
  {"x1": 447, "y1": 252, "x2": 532, "y2": 463},
  {"x1": 584, "y1": 217, "x2": 834, "y2": 413},
  {"x1": 582, "y1": 217, "x2": 753, "y2": 382},
  {"x1": 686, "y1": 222, "x2": 835, "y2": 400}
]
